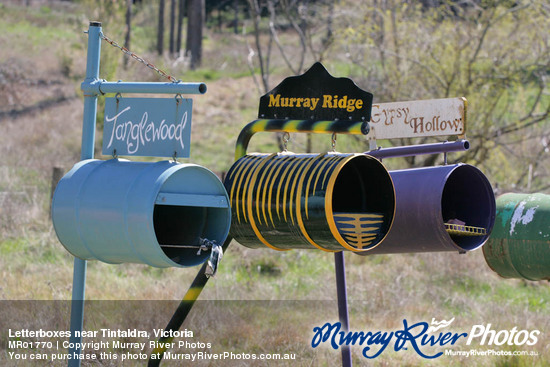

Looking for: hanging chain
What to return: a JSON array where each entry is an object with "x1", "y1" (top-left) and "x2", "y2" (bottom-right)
[
  {"x1": 282, "y1": 132, "x2": 290, "y2": 152},
  {"x1": 331, "y1": 133, "x2": 337, "y2": 152},
  {"x1": 100, "y1": 32, "x2": 180, "y2": 83}
]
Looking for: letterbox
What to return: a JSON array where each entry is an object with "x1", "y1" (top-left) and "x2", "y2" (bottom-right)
[
  {"x1": 356, "y1": 163, "x2": 496, "y2": 255},
  {"x1": 483, "y1": 193, "x2": 550, "y2": 281},
  {"x1": 51, "y1": 159, "x2": 231, "y2": 267},
  {"x1": 223, "y1": 152, "x2": 395, "y2": 252}
]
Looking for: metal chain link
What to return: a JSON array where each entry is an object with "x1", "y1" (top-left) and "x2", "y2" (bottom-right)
[{"x1": 100, "y1": 32, "x2": 180, "y2": 83}]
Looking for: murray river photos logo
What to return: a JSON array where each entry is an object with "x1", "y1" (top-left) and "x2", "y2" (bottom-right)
[{"x1": 311, "y1": 318, "x2": 540, "y2": 359}]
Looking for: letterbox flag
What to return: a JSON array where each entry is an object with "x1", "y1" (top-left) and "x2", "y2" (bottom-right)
[
  {"x1": 102, "y1": 97, "x2": 192, "y2": 158},
  {"x1": 258, "y1": 62, "x2": 374, "y2": 122}
]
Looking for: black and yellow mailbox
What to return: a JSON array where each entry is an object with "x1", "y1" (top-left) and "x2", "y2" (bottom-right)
[{"x1": 224, "y1": 119, "x2": 396, "y2": 253}]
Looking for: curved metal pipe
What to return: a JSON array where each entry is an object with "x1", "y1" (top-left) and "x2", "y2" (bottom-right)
[{"x1": 235, "y1": 119, "x2": 370, "y2": 159}]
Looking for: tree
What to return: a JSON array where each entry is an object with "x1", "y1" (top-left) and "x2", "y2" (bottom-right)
[
  {"x1": 176, "y1": 0, "x2": 186, "y2": 55},
  {"x1": 337, "y1": 0, "x2": 549, "y2": 191},
  {"x1": 157, "y1": 0, "x2": 165, "y2": 55},
  {"x1": 123, "y1": 0, "x2": 132, "y2": 69},
  {"x1": 244, "y1": 0, "x2": 338, "y2": 151},
  {"x1": 186, "y1": 0, "x2": 205, "y2": 69},
  {"x1": 169, "y1": 0, "x2": 177, "y2": 55},
  {"x1": 244, "y1": 0, "x2": 336, "y2": 95}
]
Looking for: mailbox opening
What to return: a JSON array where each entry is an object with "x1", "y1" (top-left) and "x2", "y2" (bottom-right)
[
  {"x1": 441, "y1": 164, "x2": 495, "y2": 251},
  {"x1": 153, "y1": 206, "x2": 228, "y2": 266},
  {"x1": 331, "y1": 155, "x2": 395, "y2": 251},
  {"x1": 152, "y1": 165, "x2": 231, "y2": 267}
]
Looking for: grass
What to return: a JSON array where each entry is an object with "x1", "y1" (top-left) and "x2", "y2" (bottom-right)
[{"x1": 1, "y1": 1, "x2": 549, "y2": 366}]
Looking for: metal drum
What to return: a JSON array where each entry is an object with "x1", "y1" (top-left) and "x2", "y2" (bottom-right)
[
  {"x1": 357, "y1": 163, "x2": 496, "y2": 255},
  {"x1": 52, "y1": 159, "x2": 231, "y2": 268},
  {"x1": 224, "y1": 152, "x2": 395, "y2": 252},
  {"x1": 483, "y1": 193, "x2": 550, "y2": 281}
]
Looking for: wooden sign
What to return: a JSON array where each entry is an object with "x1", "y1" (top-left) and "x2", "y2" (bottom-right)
[
  {"x1": 368, "y1": 98, "x2": 466, "y2": 140},
  {"x1": 102, "y1": 97, "x2": 192, "y2": 158},
  {"x1": 258, "y1": 62, "x2": 373, "y2": 122}
]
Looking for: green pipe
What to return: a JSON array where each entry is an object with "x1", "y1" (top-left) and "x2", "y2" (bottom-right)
[{"x1": 483, "y1": 193, "x2": 550, "y2": 281}]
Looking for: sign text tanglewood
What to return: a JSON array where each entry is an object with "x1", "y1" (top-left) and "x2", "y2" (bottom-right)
[{"x1": 102, "y1": 97, "x2": 192, "y2": 158}]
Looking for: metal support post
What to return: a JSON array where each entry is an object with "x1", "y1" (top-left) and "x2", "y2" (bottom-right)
[
  {"x1": 335, "y1": 252, "x2": 352, "y2": 367},
  {"x1": 67, "y1": 21, "x2": 102, "y2": 367}
]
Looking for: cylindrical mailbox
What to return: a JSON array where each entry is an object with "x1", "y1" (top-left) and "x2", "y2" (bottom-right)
[
  {"x1": 224, "y1": 152, "x2": 395, "y2": 252},
  {"x1": 483, "y1": 193, "x2": 550, "y2": 281},
  {"x1": 357, "y1": 163, "x2": 496, "y2": 255},
  {"x1": 52, "y1": 159, "x2": 231, "y2": 268}
]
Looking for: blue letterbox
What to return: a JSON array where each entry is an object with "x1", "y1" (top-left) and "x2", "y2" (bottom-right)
[{"x1": 52, "y1": 159, "x2": 231, "y2": 267}]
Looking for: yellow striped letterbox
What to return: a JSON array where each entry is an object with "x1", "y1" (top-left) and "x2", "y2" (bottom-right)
[{"x1": 223, "y1": 152, "x2": 395, "y2": 252}]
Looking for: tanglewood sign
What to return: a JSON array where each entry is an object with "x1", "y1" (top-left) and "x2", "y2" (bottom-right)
[
  {"x1": 102, "y1": 97, "x2": 192, "y2": 158},
  {"x1": 258, "y1": 62, "x2": 374, "y2": 122},
  {"x1": 368, "y1": 98, "x2": 466, "y2": 140}
]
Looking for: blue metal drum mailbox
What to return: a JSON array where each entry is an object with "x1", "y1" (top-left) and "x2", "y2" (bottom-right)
[{"x1": 51, "y1": 159, "x2": 231, "y2": 267}]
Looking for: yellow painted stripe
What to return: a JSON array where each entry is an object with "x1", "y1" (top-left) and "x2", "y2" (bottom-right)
[
  {"x1": 183, "y1": 287, "x2": 203, "y2": 302},
  {"x1": 303, "y1": 156, "x2": 330, "y2": 219},
  {"x1": 338, "y1": 227, "x2": 381, "y2": 233},
  {"x1": 240, "y1": 157, "x2": 265, "y2": 223},
  {"x1": 343, "y1": 234, "x2": 377, "y2": 240},
  {"x1": 258, "y1": 157, "x2": 278, "y2": 227},
  {"x1": 267, "y1": 155, "x2": 291, "y2": 226},
  {"x1": 295, "y1": 154, "x2": 334, "y2": 252},
  {"x1": 246, "y1": 154, "x2": 288, "y2": 251},
  {"x1": 253, "y1": 156, "x2": 274, "y2": 226},
  {"x1": 227, "y1": 155, "x2": 247, "y2": 181},
  {"x1": 311, "y1": 120, "x2": 333, "y2": 132},
  {"x1": 334, "y1": 213, "x2": 384, "y2": 219},
  {"x1": 228, "y1": 157, "x2": 248, "y2": 204},
  {"x1": 305, "y1": 156, "x2": 339, "y2": 219},
  {"x1": 230, "y1": 157, "x2": 258, "y2": 223},
  {"x1": 235, "y1": 156, "x2": 261, "y2": 223},
  {"x1": 276, "y1": 157, "x2": 298, "y2": 221},
  {"x1": 252, "y1": 153, "x2": 277, "y2": 226},
  {"x1": 345, "y1": 236, "x2": 376, "y2": 245},
  {"x1": 282, "y1": 159, "x2": 303, "y2": 224},
  {"x1": 283, "y1": 119, "x2": 301, "y2": 131},
  {"x1": 251, "y1": 119, "x2": 269, "y2": 133},
  {"x1": 288, "y1": 157, "x2": 311, "y2": 226},
  {"x1": 321, "y1": 155, "x2": 343, "y2": 190}
]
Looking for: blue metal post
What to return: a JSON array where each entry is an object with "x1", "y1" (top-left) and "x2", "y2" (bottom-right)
[
  {"x1": 335, "y1": 252, "x2": 352, "y2": 367},
  {"x1": 67, "y1": 21, "x2": 102, "y2": 367}
]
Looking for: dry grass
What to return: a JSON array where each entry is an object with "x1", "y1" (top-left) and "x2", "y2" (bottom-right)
[{"x1": 0, "y1": 2, "x2": 549, "y2": 366}]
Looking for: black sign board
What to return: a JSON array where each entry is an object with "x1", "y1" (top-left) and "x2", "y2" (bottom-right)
[{"x1": 258, "y1": 62, "x2": 373, "y2": 122}]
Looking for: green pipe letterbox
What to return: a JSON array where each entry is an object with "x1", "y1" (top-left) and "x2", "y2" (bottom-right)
[
  {"x1": 484, "y1": 193, "x2": 550, "y2": 281},
  {"x1": 52, "y1": 159, "x2": 231, "y2": 267}
]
